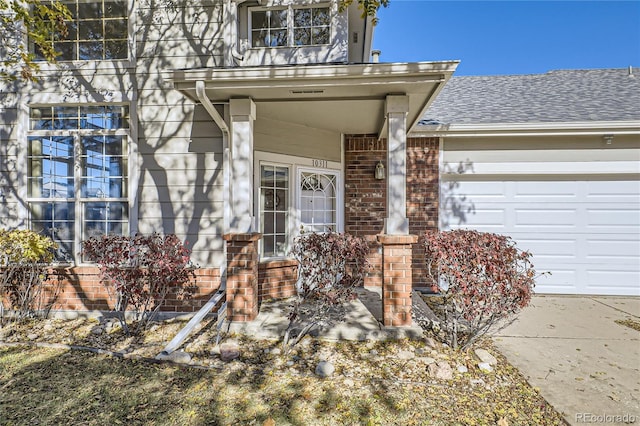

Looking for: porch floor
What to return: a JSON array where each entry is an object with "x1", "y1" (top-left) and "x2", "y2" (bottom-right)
[{"x1": 226, "y1": 287, "x2": 425, "y2": 341}]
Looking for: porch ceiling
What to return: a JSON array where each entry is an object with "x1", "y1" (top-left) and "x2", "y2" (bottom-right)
[{"x1": 171, "y1": 61, "x2": 459, "y2": 136}]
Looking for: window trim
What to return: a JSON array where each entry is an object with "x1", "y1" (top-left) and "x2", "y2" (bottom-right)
[
  {"x1": 254, "y1": 151, "x2": 343, "y2": 260},
  {"x1": 26, "y1": 104, "x2": 132, "y2": 264},
  {"x1": 29, "y1": 0, "x2": 134, "y2": 67},
  {"x1": 248, "y1": 3, "x2": 332, "y2": 49}
]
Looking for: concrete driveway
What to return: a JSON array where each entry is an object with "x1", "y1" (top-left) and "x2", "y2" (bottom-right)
[{"x1": 493, "y1": 296, "x2": 640, "y2": 426}]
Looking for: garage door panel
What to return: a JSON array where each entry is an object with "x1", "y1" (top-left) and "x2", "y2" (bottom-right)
[
  {"x1": 534, "y1": 271, "x2": 577, "y2": 292},
  {"x1": 443, "y1": 180, "x2": 507, "y2": 199},
  {"x1": 515, "y1": 209, "x2": 578, "y2": 227},
  {"x1": 516, "y1": 238, "x2": 577, "y2": 259},
  {"x1": 446, "y1": 208, "x2": 505, "y2": 228},
  {"x1": 586, "y1": 269, "x2": 640, "y2": 295},
  {"x1": 587, "y1": 208, "x2": 640, "y2": 228},
  {"x1": 587, "y1": 238, "x2": 640, "y2": 260},
  {"x1": 440, "y1": 178, "x2": 640, "y2": 295},
  {"x1": 586, "y1": 181, "x2": 640, "y2": 200},
  {"x1": 514, "y1": 181, "x2": 578, "y2": 198}
]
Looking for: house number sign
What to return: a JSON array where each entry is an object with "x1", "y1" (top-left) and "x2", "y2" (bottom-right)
[{"x1": 312, "y1": 159, "x2": 328, "y2": 168}]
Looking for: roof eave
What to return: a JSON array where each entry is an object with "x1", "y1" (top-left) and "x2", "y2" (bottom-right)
[{"x1": 411, "y1": 120, "x2": 640, "y2": 137}]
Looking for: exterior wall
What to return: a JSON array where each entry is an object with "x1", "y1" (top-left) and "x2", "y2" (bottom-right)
[
  {"x1": 258, "y1": 259, "x2": 298, "y2": 302},
  {"x1": 407, "y1": 137, "x2": 440, "y2": 289},
  {"x1": 0, "y1": 0, "x2": 227, "y2": 268},
  {"x1": 254, "y1": 116, "x2": 342, "y2": 161},
  {"x1": 0, "y1": 83, "x2": 23, "y2": 229},
  {"x1": 9, "y1": 267, "x2": 222, "y2": 314},
  {"x1": 344, "y1": 135, "x2": 440, "y2": 289}
]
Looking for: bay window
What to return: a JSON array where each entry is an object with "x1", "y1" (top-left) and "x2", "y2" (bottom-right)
[{"x1": 27, "y1": 105, "x2": 129, "y2": 261}]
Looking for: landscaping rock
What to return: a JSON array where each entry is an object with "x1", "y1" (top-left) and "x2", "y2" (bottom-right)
[
  {"x1": 427, "y1": 361, "x2": 453, "y2": 380},
  {"x1": 478, "y1": 362, "x2": 493, "y2": 373},
  {"x1": 220, "y1": 341, "x2": 241, "y2": 362},
  {"x1": 27, "y1": 333, "x2": 38, "y2": 341},
  {"x1": 270, "y1": 347, "x2": 282, "y2": 355},
  {"x1": 91, "y1": 326, "x2": 104, "y2": 335},
  {"x1": 417, "y1": 356, "x2": 436, "y2": 365},
  {"x1": 474, "y1": 348, "x2": 498, "y2": 366},
  {"x1": 397, "y1": 350, "x2": 415, "y2": 360},
  {"x1": 457, "y1": 365, "x2": 469, "y2": 374},
  {"x1": 156, "y1": 350, "x2": 192, "y2": 364},
  {"x1": 315, "y1": 361, "x2": 335, "y2": 378},
  {"x1": 43, "y1": 322, "x2": 54, "y2": 332}
]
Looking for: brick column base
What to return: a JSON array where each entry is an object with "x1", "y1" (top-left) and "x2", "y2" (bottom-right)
[
  {"x1": 223, "y1": 233, "x2": 261, "y2": 322},
  {"x1": 377, "y1": 234, "x2": 418, "y2": 327}
]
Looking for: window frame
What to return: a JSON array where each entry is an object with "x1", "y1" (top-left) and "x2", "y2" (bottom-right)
[
  {"x1": 248, "y1": 3, "x2": 332, "y2": 49},
  {"x1": 31, "y1": 0, "x2": 131, "y2": 63},
  {"x1": 26, "y1": 104, "x2": 131, "y2": 264},
  {"x1": 254, "y1": 151, "x2": 343, "y2": 260}
]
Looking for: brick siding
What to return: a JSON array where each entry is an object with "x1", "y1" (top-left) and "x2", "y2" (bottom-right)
[{"x1": 344, "y1": 135, "x2": 439, "y2": 290}]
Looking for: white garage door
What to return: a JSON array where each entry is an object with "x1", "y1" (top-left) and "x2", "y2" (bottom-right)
[{"x1": 440, "y1": 179, "x2": 640, "y2": 296}]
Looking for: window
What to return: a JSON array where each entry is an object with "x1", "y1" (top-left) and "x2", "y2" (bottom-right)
[
  {"x1": 259, "y1": 164, "x2": 290, "y2": 257},
  {"x1": 35, "y1": 0, "x2": 128, "y2": 61},
  {"x1": 27, "y1": 105, "x2": 129, "y2": 261},
  {"x1": 250, "y1": 5, "x2": 330, "y2": 48},
  {"x1": 256, "y1": 153, "x2": 342, "y2": 258}
]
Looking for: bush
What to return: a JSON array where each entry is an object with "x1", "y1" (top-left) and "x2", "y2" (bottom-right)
[
  {"x1": 423, "y1": 230, "x2": 539, "y2": 350},
  {"x1": 0, "y1": 229, "x2": 58, "y2": 322},
  {"x1": 81, "y1": 233, "x2": 196, "y2": 334},
  {"x1": 285, "y1": 232, "x2": 369, "y2": 348}
]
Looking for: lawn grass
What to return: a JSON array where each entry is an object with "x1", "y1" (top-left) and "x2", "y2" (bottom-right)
[{"x1": 0, "y1": 339, "x2": 566, "y2": 426}]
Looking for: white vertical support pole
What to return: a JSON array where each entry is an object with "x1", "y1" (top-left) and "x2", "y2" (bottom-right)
[
  {"x1": 229, "y1": 98, "x2": 256, "y2": 233},
  {"x1": 384, "y1": 95, "x2": 410, "y2": 235}
]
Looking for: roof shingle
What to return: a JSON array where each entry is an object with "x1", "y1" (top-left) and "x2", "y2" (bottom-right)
[{"x1": 422, "y1": 68, "x2": 640, "y2": 125}]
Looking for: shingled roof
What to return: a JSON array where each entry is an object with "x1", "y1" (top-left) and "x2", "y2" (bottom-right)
[{"x1": 421, "y1": 68, "x2": 640, "y2": 125}]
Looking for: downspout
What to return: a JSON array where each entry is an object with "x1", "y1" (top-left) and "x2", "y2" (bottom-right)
[
  {"x1": 158, "y1": 82, "x2": 231, "y2": 356},
  {"x1": 225, "y1": 0, "x2": 245, "y2": 66}
]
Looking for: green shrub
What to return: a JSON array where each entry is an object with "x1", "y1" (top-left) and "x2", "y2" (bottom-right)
[{"x1": 0, "y1": 229, "x2": 58, "y2": 321}]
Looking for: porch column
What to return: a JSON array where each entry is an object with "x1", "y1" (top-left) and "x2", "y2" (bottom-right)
[
  {"x1": 229, "y1": 98, "x2": 256, "y2": 233},
  {"x1": 377, "y1": 234, "x2": 417, "y2": 327},
  {"x1": 223, "y1": 233, "x2": 261, "y2": 322},
  {"x1": 385, "y1": 95, "x2": 410, "y2": 235}
]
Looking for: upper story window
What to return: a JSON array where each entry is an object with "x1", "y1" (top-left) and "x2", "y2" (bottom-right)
[
  {"x1": 250, "y1": 5, "x2": 330, "y2": 48},
  {"x1": 35, "y1": 0, "x2": 128, "y2": 61}
]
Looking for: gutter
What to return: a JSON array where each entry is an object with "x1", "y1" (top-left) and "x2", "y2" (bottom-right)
[
  {"x1": 412, "y1": 120, "x2": 640, "y2": 138},
  {"x1": 159, "y1": 82, "x2": 231, "y2": 356}
]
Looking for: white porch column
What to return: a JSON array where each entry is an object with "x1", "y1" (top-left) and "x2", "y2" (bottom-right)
[
  {"x1": 229, "y1": 98, "x2": 257, "y2": 233},
  {"x1": 384, "y1": 95, "x2": 410, "y2": 235}
]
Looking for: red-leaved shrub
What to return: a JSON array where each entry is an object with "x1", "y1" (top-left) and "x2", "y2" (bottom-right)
[
  {"x1": 424, "y1": 230, "x2": 539, "y2": 350},
  {"x1": 285, "y1": 231, "x2": 369, "y2": 348},
  {"x1": 82, "y1": 233, "x2": 196, "y2": 333}
]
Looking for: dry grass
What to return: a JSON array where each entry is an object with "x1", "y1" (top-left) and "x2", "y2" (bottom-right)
[{"x1": 0, "y1": 317, "x2": 567, "y2": 425}]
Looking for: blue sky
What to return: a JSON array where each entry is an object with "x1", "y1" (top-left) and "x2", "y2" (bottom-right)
[{"x1": 374, "y1": 1, "x2": 640, "y2": 75}]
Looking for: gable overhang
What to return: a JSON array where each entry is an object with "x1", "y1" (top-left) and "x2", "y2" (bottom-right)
[{"x1": 171, "y1": 61, "x2": 459, "y2": 137}]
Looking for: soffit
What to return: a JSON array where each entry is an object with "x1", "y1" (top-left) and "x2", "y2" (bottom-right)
[{"x1": 172, "y1": 61, "x2": 459, "y2": 135}]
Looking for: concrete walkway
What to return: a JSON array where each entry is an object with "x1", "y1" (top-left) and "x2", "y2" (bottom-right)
[
  {"x1": 228, "y1": 287, "x2": 424, "y2": 341},
  {"x1": 493, "y1": 296, "x2": 640, "y2": 426}
]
